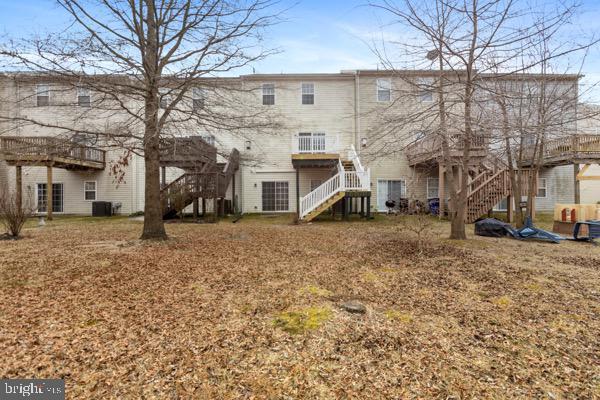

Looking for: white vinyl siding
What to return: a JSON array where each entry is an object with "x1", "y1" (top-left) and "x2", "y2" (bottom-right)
[{"x1": 159, "y1": 88, "x2": 170, "y2": 109}]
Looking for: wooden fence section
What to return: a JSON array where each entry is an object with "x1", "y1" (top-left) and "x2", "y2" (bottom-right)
[{"x1": 0, "y1": 136, "x2": 105, "y2": 168}]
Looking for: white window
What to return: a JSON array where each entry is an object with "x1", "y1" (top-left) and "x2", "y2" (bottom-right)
[
  {"x1": 417, "y1": 77, "x2": 434, "y2": 102},
  {"x1": 427, "y1": 177, "x2": 439, "y2": 199},
  {"x1": 192, "y1": 87, "x2": 205, "y2": 111},
  {"x1": 159, "y1": 88, "x2": 171, "y2": 109},
  {"x1": 301, "y1": 83, "x2": 314, "y2": 105},
  {"x1": 376, "y1": 78, "x2": 391, "y2": 102},
  {"x1": 262, "y1": 83, "x2": 275, "y2": 105},
  {"x1": 84, "y1": 181, "x2": 97, "y2": 201},
  {"x1": 536, "y1": 178, "x2": 547, "y2": 198},
  {"x1": 77, "y1": 87, "x2": 91, "y2": 107},
  {"x1": 201, "y1": 134, "x2": 215, "y2": 146},
  {"x1": 262, "y1": 181, "x2": 289, "y2": 211},
  {"x1": 298, "y1": 132, "x2": 325, "y2": 153},
  {"x1": 36, "y1": 84, "x2": 49, "y2": 106},
  {"x1": 377, "y1": 179, "x2": 406, "y2": 211}
]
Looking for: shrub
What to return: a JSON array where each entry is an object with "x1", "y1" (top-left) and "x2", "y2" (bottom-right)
[{"x1": 0, "y1": 189, "x2": 35, "y2": 238}]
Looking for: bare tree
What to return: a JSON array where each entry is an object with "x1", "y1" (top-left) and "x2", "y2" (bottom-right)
[
  {"x1": 0, "y1": 0, "x2": 281, "y2": 240},
  {"x1": 367, "y1": 0, "x2": 595, "y2": 238}
]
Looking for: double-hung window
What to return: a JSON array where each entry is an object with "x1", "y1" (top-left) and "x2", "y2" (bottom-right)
[
  {"x1": 159, "y1": 88, "x2": 171, "y2": 109},
  {"x1": 192, "y1": 87, "x2": 205, "y2": 111},
  {"x1": 262, "y1": 181, "x2": 289, "y2": 211},
  {"x1": 301, "y1": 83, "x2": 314, "y2": 105},
  {"x1": 427, "y1": 177, "x2": 439, "y2": 199},
  {"x1": 536, "y1": 178, "x2": 547, "y2": 198},
  {"x1": 417, "y1": 77, "x2": 434, "y2": 102},
  {"x1": 376, "y1": 78, "x2": 391, "y2": 102},
  {"x1": 84, "y1": 181, "x2": 97, "y2": 201},
  {"x1": 262, "y1": 83, "x2": 275, "y2": 105},
  {"x1": 36, "y1": 84, "x2": 49, "y2": 106},
  {"x1": 77, "y1": 87, "x2": 91, "y2": 107}
]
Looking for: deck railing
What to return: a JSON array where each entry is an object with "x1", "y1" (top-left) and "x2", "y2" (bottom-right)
[
  {"x1": 0, "y1": 136, "x2": 105, "y2": 164},
  {"x1": 406, "y1": 132, "x2": 488, "y2": 164},
  {"x1": 292, "y1": 133, "x2": 340, "y2": 154}
]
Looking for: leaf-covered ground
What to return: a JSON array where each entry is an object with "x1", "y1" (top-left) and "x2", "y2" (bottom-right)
[{"x1": 1, "y1": 215, "x2": 599, "y2": 399}]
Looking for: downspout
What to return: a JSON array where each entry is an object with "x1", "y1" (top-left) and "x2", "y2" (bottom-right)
[{"x1": 354, "y1": 71, "x2": 361, "y2": 153}]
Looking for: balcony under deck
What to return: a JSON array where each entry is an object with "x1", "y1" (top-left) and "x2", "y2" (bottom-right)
[{"x1": 0, "y1": 136, "x2": 105, "y2": 170}]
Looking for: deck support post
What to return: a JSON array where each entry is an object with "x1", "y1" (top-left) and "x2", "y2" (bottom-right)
[
  {"x1": 574, "y1": 163, "x2": 581, "y2": 204},
  {"x1": 46, "y1": 165, "x2": 53, "y2": 220},
  {"x1": 360, "y1": 196, "x2": 365, "y2": 217},
  {"x1": 295, "y1": 167, "x2": 300, "y2": 221},
  {"x1": 202, "y1": 198, "x2": 206, "y2": 217},
  {"x1": 507, "y1": 195, "x2": 513, "y2": 223},
  {"x1": 366, "y1": 195, "x2": 371, "y2": 219},
  {"x1": 232, "y1": 173, "x2": 236, "y2": 214},
  {"x1": 15, "y1": 165, "x2": 22, "y2": 211},
  {"x1": 438, "y1": 165, "x2": 445, "y2": 219},
  {"x1": 161, "y1": 166, "x2": 166, "y2": 189},
  {"x1": 193, "y1": 198, "x2": 199, "y2": 219}
]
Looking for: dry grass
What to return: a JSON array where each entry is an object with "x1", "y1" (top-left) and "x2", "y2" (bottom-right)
[{"x1": 1, "y1": 215, "x2": 599, "y2": 399}]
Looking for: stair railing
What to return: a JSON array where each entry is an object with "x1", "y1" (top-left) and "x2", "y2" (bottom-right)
[{"x1": 300, "y1": 161, "x2": 344, "y2": 218}]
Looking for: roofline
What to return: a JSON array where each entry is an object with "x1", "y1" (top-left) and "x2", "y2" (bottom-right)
[{"x1": 0, "y1": 69, "x2": 581, "y2": 81}]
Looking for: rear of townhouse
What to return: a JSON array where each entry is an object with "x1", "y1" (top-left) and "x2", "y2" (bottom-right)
[{"x1": 0, "y1": 70, "x2": 589, "y2": 218}]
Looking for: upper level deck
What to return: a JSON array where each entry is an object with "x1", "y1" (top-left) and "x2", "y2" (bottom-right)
[
  {"x1": 0, "y1": 136, "x2": 106, "y2": 170},
  {"x1": 406, "y1": 133, "x2": 489, "y2": 167}
]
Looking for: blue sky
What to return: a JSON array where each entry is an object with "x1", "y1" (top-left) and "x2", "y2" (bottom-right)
[{"x1": 1, "y1": 0, "x2": 599, "y2": 100}]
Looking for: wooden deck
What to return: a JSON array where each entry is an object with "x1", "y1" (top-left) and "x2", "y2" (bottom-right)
[
  {"x1": 522, "y1": 134, "x2": 600, "y2": 167},
  {"x1": 160, "y1": 136, "x2": 217, "y2": 169},
  {"x1": 0, "y1": 136, "x2": 105, "y2": 170},
  {"x1": 406, "y1": 133, "x2": 488, "y2": 167}
]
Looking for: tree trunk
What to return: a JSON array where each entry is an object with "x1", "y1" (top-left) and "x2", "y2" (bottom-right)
[{"x1": 140, "y1": 0, "x2": 167, "y2": 241}]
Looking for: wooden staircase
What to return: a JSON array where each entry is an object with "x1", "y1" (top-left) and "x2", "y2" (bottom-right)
[
  {"x1": 465, "y1": 169, "x2": 511, "y2": 223},
  {"x1": 161, "y1": 148, "x2": 239, "y2": 219},
  {"x1": 302, "y1": 192, "x2": 345, "y2": 222},
  {"x1": 299, "y1": 145, "x2": 371, "y2": 222},
  {"x1": 464, "y1": 168, "x2": 537, "y2": 223}
]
